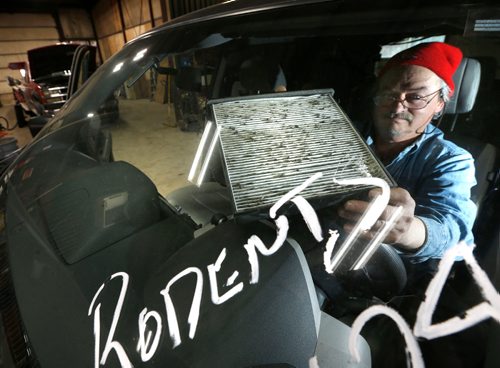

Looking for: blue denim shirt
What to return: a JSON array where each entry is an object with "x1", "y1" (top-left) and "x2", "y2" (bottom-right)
[{"x1": 367, "y1": 124, "x2": 477, "y2": 263}]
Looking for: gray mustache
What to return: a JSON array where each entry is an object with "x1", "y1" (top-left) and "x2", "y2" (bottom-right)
[{"x1": 388, "y1": 112, "x2": 413, "y2": 122}]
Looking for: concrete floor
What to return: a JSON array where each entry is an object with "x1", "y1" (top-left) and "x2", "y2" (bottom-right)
[
  {"x1": 110, "y1": 98, "x2": 201, "y2": 195},
  {"x1": 0, "y1": 105, "x2": 34, "y2": 149},
  {"x1": 0, "y1": 99, "x2": 202, "y2": 196}
]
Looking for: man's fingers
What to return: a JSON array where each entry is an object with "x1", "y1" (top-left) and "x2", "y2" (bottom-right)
[
  {"x1": 337, "y1": 200, "x2": 370, "y2": 222},
  {"x1": 338, "y1": 208, "x2": 362, "y2": 222},
  {"x1": 343, "y1": 223, "x2": 371, "y2": 238},
  {"x1": 375, "y1": 204, "x2": 402, "y2": 222},
  {"x1": 343, "y1": 223, "x2": 377, "y2": 240},
  {"x1": 339, "y1": 198, "x2": 403, "y2": 223},
  {"x1": 388, "y1": 187, "x2": 414, "y2": 206},
  {"x1": 343, "y1": 223, "x2": 354, "y2": 233},
  {"x1": 339, "y1": 189, "x2": 414, "y2": 245},
  {"x1": 344, "y1": 200, "x2": 370, "y2": 213},
  {"x1": 368, "y1": 188, "x2": 382, "y2": 199}
]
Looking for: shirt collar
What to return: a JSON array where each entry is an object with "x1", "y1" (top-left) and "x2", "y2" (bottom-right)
[
  {"x1": 367, "y1": 123, "x2": 443, "y2": 149},
  {"x1": 367, "y1": 124, "x2": 443, "y2": 163}
]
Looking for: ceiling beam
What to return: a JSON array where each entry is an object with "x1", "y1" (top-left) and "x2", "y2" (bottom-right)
[{"x1": 0, "y1": 1, "x2": 99, "y2": 13}]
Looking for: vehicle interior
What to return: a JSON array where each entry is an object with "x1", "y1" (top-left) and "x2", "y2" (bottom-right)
[
  {"x1": 161, "y1": 6, "x2": 500, "y2": 366},
  {"x1": 167, "y1": 27, "x2": 499, "y2": 267},
  {"x1": 1, "y1": 1, "x2": 499, "y2": 367}
]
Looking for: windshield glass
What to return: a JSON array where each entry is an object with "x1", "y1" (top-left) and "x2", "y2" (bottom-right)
[{"x1": 1, "y1": 1, "x2": 499, "y2": 367}]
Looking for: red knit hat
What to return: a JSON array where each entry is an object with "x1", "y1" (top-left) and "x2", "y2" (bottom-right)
[{"x1": 379, "y1": 42, "x2": 463, "y2": 96}]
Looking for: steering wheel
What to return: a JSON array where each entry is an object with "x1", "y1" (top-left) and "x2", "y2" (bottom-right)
[
  {"x1": 309, "y1": 242, "x2": 408, "y2": 314},
  {"x1": 362, "y1": 243, "x2": 408, "y2": 297}
]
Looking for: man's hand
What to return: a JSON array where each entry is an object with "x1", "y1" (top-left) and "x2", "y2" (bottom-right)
[{"x1": 337, "y1": 187, "x2": 426, "y2": 251}]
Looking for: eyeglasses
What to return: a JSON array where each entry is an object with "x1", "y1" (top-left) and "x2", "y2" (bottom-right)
[{"x1": 373, "y1": 88, "x2": 443, "y2": 110}]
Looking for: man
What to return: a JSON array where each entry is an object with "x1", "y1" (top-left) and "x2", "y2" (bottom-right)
[{"x1": 338, "y1": 42, "x2": 477, "y2": 264}]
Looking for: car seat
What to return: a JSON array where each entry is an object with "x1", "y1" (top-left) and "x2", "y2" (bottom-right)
[
  {"x1": 442, "y1": 57, "x2": 500, "y2": 280},
  {"x1": 438, "y1": 57, "x2": 500, "y2": 368},
  {"x1": 443, "y1": 57, "x2": 499, "y2": 210}
]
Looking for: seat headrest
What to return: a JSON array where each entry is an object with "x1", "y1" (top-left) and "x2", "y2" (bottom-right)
[{"x1": 444, "y1": 57, "x2": 481, "y2": 115}]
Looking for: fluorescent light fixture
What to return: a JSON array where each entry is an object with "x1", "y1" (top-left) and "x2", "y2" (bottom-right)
[
  {"x1": 197, "y1": 126, "x2": 221, "y2": 187},
  {"x1": 188, "y1": 121, "x2": 213, "y2": 182},
  {"x1": 380, "y1": 36, "x2": 445, "y2": 59}
]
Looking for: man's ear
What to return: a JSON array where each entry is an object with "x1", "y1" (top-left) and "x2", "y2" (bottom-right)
[
  {"x1": 435, "y1": 96, "x2": 446, "y2": 112},
  {"x1": 432, "y1": 99, "x2": 446, "y2": 120}
]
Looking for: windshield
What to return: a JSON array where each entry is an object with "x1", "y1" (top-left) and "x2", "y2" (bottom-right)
[{"x1": 1, "y1": 1, "x2": 499, "y2": 367}]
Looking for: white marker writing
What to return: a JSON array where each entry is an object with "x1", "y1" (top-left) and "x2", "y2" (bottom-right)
[
  {"x1": 349, "y1": 242, "x2": 500, "y2": 368},
  {"x1": 160, "y1": 267, "x2": 204, "y2": 348},
  {"x1": 137, "y1": 308, "x2": 162, "y2": 362},
  {"x1": 88, "y1": 272, "x2": 133, "y2": 368},
  {"x1": 244, "y1": 172, "x2": 323, "y2": 283},
  {"x1": 226, "y1": 271, "x2": 239, "y2": 286},
  {"x1": 332, "y1": 177, "x2": 390, "y2": 231},
  {"x1": 208, "y1": 248, "x2": 244, "y2": 304},
  {"x1": 244, "y1": 215, "x2": 289, "y2": 284},
  {"x1": 414, "y1": 241, "x2": 500, "y2": 340},
  {"x1": 351, "y1": 205, "x2": 403, "y2": 271},
  {"x1": 326, "y1": 177, "x2": 393, "y2": 273},
  {"x1": 269, "y1": 172, "x2": 323, "y2": 219},
  {"x1": 349, "y1": 304, "x2": 424, "y2": 368},
  {"x1": 323, "y1": 229, "x2": 340, "y2": 271},
  {"x1": 88, "y1": 172, "x2": 408, "y2": 366},
  {"x1": 309, "y1": 355, "x2": 320, "y2": 368},
  {"x1": 291, "y1": 195, "x2": 324, "y2": 242}
]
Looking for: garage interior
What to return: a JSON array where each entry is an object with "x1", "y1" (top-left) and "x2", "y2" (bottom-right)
[{"x1": 0, "y1": 0, "x2": 223, "y2": 195}]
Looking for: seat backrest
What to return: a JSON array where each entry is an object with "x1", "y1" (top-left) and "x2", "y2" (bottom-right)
[
  {"x1": 444, "y1": 57, "x2": 481, "y2": 116},
  {"x1": 447, "y1": 134, "x2": 497, "y2": 205},
  {"x1": 444, "y1": 57, "x2": 498, "y2": 208}
]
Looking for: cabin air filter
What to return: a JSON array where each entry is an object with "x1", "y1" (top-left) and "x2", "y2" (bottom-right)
[{"x1": 189, "y1": 89, "x2": 395, "y2": 214}]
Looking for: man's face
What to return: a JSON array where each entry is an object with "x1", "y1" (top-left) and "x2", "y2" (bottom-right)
[{"x1": 373, "y1": 65, "x2": 445, "y2": 143}]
